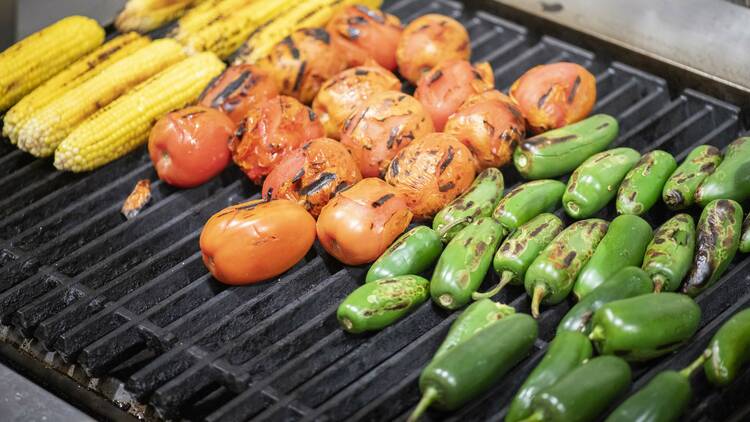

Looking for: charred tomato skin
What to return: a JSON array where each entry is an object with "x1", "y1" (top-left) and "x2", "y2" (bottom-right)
[
  {"x1": 198, "y1": 64, "x2": 278, "y2": 126},
  {"x1": 326, "y1": 5, "x2": 403, "y2": 70},
  {"x1": 200, "y1": 199, "x2": 316, "y2": 285},
  {"x1": 149, "y1": 106, "x2": 235, "y2": 188}
]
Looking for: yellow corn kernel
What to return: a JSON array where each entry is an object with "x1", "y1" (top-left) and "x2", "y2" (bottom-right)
[
  {"x1": 171, "y1": 0, "x2": 257, "y2": 42},
  {"x1": 115, "y1": 0, "x2": 209, "y2": 33}
]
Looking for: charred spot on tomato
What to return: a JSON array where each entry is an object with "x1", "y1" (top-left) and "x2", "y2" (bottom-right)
[
  {"x1": 439, "y1": 146, "x2": 455, "y2": 174},
  {"x1": 390, "y1": 158, "x2": 400, "y2": 177},
  {"x1": 427, "y1": 69, "x2": 443, "y2": 85},
  {"x1": 280, "y1": 36, "x2": 300, "y2": 59},
  {"x1": 299, "y1": 172, "x2": 337, "y2": 196},
  {"x1": 372, "y1": 193, "x2": 395, "y2": 208},
  {"x1": 291, "y1": 168, "x2": 305, "y2": 184},
  {"x1": 354, "y1": 68, "x2": 370, "y2": 76},
  {"x1": 308, "y1": 108, "x2": 316, "y2": 121},
  {"x1": 293, "y1": 61, "x2": 307, "y2": 93},
  {"x1": 438, "y1": 182, "x2": 455, "y2": 192},
  {"x1": 234, "y1": 120, "x2": 247, "y2": 140},
  {"x1": 567, "y1": 75, "x2": 581, "y2": 104},
  {"x1": 537, "y1": 86, "x2": 554, "y2": 108},
  {"x1": 209, "y1": 71, "x2": 251, "y2": 109},
  {"x1": 386, "y1": 126, "x2": 399, "y2": 149}
]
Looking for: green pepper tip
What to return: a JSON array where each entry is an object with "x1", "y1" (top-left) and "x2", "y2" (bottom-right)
[
  {"x1": 566, "y1": 201, "x2": 579, "y2": 215},
  {"x1": 407, "y1": 386, "x2": 438, "y2": 422},
  {"x1": 517, "y1": 154, "x2": 528, "y2": 168},
  {"x1": 339, "y1": 317, "x2": 354, "y2": 333},
  {"x1": 438, "y1": 294, "x2": 454, "y2": 308}
]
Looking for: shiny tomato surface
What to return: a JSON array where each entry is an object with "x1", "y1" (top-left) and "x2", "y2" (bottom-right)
[
  {"x1": 200, "y1": 199, "x2": 316, "y2": 285},
  {"x1": 316, "y1": 178, "x2": 412, "y2": 265},
  {"x1": 396, "y1": 14, "x2": 470, "y2": 84},
  {"x1": 198, "y1": 64, "x2": 278, "y2": 126},
  {"x1": 148, "y1": 106, "x2": 235, "y2": 188},
  {"x1": 326, "y1": 5, "x2": 403, "y2": 70}
]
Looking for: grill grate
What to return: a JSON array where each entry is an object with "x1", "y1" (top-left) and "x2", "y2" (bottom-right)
[{"x1": 1, "y1": 0, "x2": 749, "y2": 421}]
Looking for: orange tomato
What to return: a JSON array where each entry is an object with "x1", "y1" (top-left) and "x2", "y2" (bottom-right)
[
  {"x1": 326, "y1": 5, "x2": 403, "y2": 70},
  {"x1": 510, "y1": 62, "x2": 596, "y2": 133},
  {"x1": 396, "y1": 14, "x2": 470, "y2": 84},
  {"x1": 198, "y1": 64, "x2": 278, "y2": 126},
  {"x1": 316, "y1": 178, "x2": 412, "y2": 265},
  {"x1": 261, "y1": 137, "x2": 362, "y2": 217},
  {"x1": 200, "y1": 199, "x2": 316, "y2": 285}
]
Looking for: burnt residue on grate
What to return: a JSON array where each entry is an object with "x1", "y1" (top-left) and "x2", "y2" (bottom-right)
[{"x1": 0, "y1": 0, "x2": 748, "y2": 421}]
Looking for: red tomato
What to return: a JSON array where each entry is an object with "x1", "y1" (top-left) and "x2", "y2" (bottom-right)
[
  {"x1": 148, "y1": 106, "x2": 235, "y2": 188},
  {"x1": 198, "y1": 64, "x2": 278, "y2": 126},
  {"x1": 200, "y1": 199, "x2": 316, "y2": 285},
  {"x1": 444, "y1": 90, "x2": 526, "y2": 169},
  {"x1": 326, "y1": 5, "x2": 403, "y2": 70},
  {"x1": 414, "y1": 60, "x2": 494, "y2": 131},
  {"x1": 316, "y1": 178, "x2": 412, "y2": 265},
  {"x1": 509, "y1": 62, "x2": 597, "y2": 133},
  {"x1": 261, "y1": 137, "x2": 362, "y2": 217},
  {"x1": 396, "y1": 14, "x2": 471, "y2": 84},
  {"x1": 230, "y1": 95, "x2": 325, "y2": 184}
]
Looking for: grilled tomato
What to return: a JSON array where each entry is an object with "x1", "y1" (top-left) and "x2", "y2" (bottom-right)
[
  {"x1": 200, "y1": 199, "x2": 316, "y2": 285},
  {"x1": 340, "y1": 90, "x2": 434, "y2": 178},
  {"x1": 230, "y1": 95, "x2": 325, "y2": 184},
  {"x1": 312, "y1": 66, "x2": 401, "y2": 139},
  {"x1": 261, "y1": 137, "x2": 362, "y2": 217},
  {"x1": 257, "y1": 28, "x2": 348, "y2": 104},
  {"x1": 385, "y1": 132, "x2": 476, "y2": 219},
  {"x1": 148, "y1": 106, "x2": 235, "y2": 188},
  {"x1": 414, "y1": 60, "x2": 494, "y2": 131},
  {"x1": 509, "y1": 62, "x2": 596, "y2": 133},
  {"x1": 316, "y1": 178, "x2": 412, "y2": 265},
  {"x1": 326, "y1": 5, "x2": 403, "y2": 70},
  {"x1": 198, "y1": 64, "x2": 278, "y2": 126},
  {"x1": 396, "y1": 14, "x2": 471, "y2": 84},
  {"x1": 444, "y1": 90, "x2": 525, "y2": 169}
]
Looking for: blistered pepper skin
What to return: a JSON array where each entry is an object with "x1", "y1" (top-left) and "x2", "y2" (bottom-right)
[
  {"x1": 365, "y1": 226, "x2": 443, "y2": 283},
  {"x1": 681, "y1": 199, "x2": 743, "y2": 297},
  {"x1": 493, "y1": 179, "x2": 566, "y2": 232},
  {"x1": 616, "y1": 150, "x2": 677, "y2": 215},
  {"x1": 662, "y1": 145, "x2": 721, "y2": 210},
  {"x1": 642, "y1": 214, "x2": 696, "y2": 292},
  {"x1": 513, "y1": 114, "x2": 618, "y2": 180},
  {"x1": 741, "y1": 213, "x2": 750, "y2": 253},
  {"x1": 695, "y1": 137, "x2": 750, "y2": 205},
  {"x1": 705, "y1": 308, "x2": 750, "y2": 386},
  {"x1": 524, "y1": 219, "x2": 609, "y2": 318},
  {"x1": 589, "y1": 293, "x2": 701, "y2": 361}
]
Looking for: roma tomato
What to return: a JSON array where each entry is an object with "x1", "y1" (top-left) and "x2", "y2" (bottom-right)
[
  {"x1": 261, "y1": 137, "x2": 362, "y2": 217},
  {"x1": 316, "y1": 178, "x2": 413, "y2": 265},
  {"x1": 414, "y1": 60, "x2": 494, "y2": 131},
  {"x1": 396, "y1": 14, "x2": 470, "y2": 84},
  {"x1": 385, "y1": 132, "x2": 476, "y2": 220},
  {"x1": 312, "y1": 66, "x2": 401, "y2": 139},
  {"x1": 200, "y1": 199, "x2": 316, "y2": 285},
  {"x1": 341, "y1": 90, "x2": 434, "y2": 178},
  {"x1": 326, "y1": 5, "x2": 403, "y2": 70},
  {"x1": 230, "y1": 95, "x2": 325, "y2": 184},
  {"x1": 198, "y1": 64, "x2": 278, "y2": 126},
  {"x1": 148, "y1": 106, "x2": 235, "y2": 188},
  {"x1": 510, "y1": 62, "x2": 596, "y2": 133},
  {"x1": 444, "y1": 90, "x2": 525, "y2": 169}
]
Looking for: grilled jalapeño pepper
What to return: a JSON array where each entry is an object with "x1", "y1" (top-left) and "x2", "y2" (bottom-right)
[
  {"x1": 434, "y1": 298, "x2": 516, "y2": 360},
  {"x1": 505, "y1": 331, "x2": 593, "y2": 422},
  {"x1": 573, "y1": 214, "x2": 652, "y2": 299},
  {"x1": 433, "y1": 168, "x2": 505, "y2": 242},
  {"x1": 493, "y1": 180, "x2": 566, "y2": 232},
  {"x1": 696, "y1": 137, "x2": 750, "y2": 206},
  {"x1": 513, "y1": 114, "x2": 619, "y2": 179},
  {"x1": 409, "y1": 313, "x2": 537, "y2": 421},
  {"x1": 589, "y1": 293, "x2": 701, "y2": 361},
  {"x1": 337, "y1": 275, "x2": 429, "y2": 333},
  {"x1": 662, "y1": 145, "x2": 721, "y2": 210},
  {"x1": 642, "y1": 214, "x2": 696, "y2": 292},
  {"x1": 475, "y1": 213, "x2": 564, "y2": 300},
  {"x1": 704, "y1": 308, "x2": 750, "y2": 386},
  {"x1": 431, "y1": 217, "x2": 505, "y2": 310},
  {"x1": 741, "y1": 213, "x2": 750, "y2": 254},
  {"x1": 682, "y1": 199, "x2": 743, "y2": 297},
  {"x1": 366, "y1": 226, "x2": 443, "y2": 283},
  {"x1": 616, "y1": 150, "x2": 677, "y2": 215},
  {"x1": 563, "y1": 147, "x2": 641, "y2": 219},
  {"x1": 605, "y1": 351, "x2": 710, "y2": 422},
  {"x1": 558, "y1": 266, "x2": 653, "y2": 335},
  {"x1": 525, "y1": 219, "x2": 609, "y2": 318},
  {"x1": 520, "y1": 356, "x2": 631, "y2": 422}
]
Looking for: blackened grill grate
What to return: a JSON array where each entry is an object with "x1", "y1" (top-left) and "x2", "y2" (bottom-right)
[{"x1": 0, "y1": 0, "x2": 748, "y2": 421}]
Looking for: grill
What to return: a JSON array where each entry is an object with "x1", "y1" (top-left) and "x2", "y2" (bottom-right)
[{"x1": 1, "y1": 0, "x2": 749, "y2": 421}]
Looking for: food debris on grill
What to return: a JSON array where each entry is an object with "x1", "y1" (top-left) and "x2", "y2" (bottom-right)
[{"x1": 121, "y1": 179, "x2": 152, "y2": 219}]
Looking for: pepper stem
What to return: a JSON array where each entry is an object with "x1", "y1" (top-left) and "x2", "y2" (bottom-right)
[
  {"x1": 652, "y1": 274, "x2": 666, "y2": 293},
  {"x1": 436, "y1": 217, "x2": 472, "y2": 242},
  {"x1": 680, "y1": 349, "x2": 712, "y2": 378},
  {"x1": 340, "y1": 318, "x2": 354, "y2": 332},
  {"x1": 531, "y1": 285, "x2": 545, "y2": 319},
  {"x1": 589, "y1": 325, "x2": 606, "y2": 342},
  {"x1": 407, "y1": 387, "x2": 438, "y2": 422},
  {"x1": 472, "y1": 271, "x2": 514, "y2": 300},
  {"x1": 517, "y1": 410, "x2": 544, "y2": 422}
]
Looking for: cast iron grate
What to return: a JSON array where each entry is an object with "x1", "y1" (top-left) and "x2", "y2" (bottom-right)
[{"x1": 0, "y1": 0, "x2": 748, "y2": 420}]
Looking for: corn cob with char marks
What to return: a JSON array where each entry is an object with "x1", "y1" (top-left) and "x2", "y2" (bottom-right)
[
  {"x1": 170, "y1": 0, "x2": 250, "y2": 39},
  {"x1": 115, "y1": 0, "x2": 209, "y2": 33},
  {"x1": 55, "y1": 52, "x2": 226, "y2": 172},
  {"x1": 3, "y1": 32, "x2": 149, "y2": 142},
  {"x1": 0, "y1": 16, "x2": 104, "y2": 111},
  {"x1": 16, "y1": 39, "x2": 185, "y2": 157}
]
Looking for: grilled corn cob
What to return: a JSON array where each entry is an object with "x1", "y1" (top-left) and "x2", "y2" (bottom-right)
[
  {"x1": 233, "y1": 0, "x2": 382, "y2": 64},
  {"x1": 170, "y1": 0, "x2": 252, "y2": 40},
  {"x1": 3, "y1": 32, "x2": 149, "y2": 143},
  {"x1": 55, "y1": 53, "x2": 225, "y2": 172},
  {"x1": 115, "y1": 0, "x2": 209, "y2": 33},
  {"x1": 17, "y1": 39, "x2": 185, "y2": 157},
  {"x1": 0, "y1": 16, "x2": 104, "y2": 111}
]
